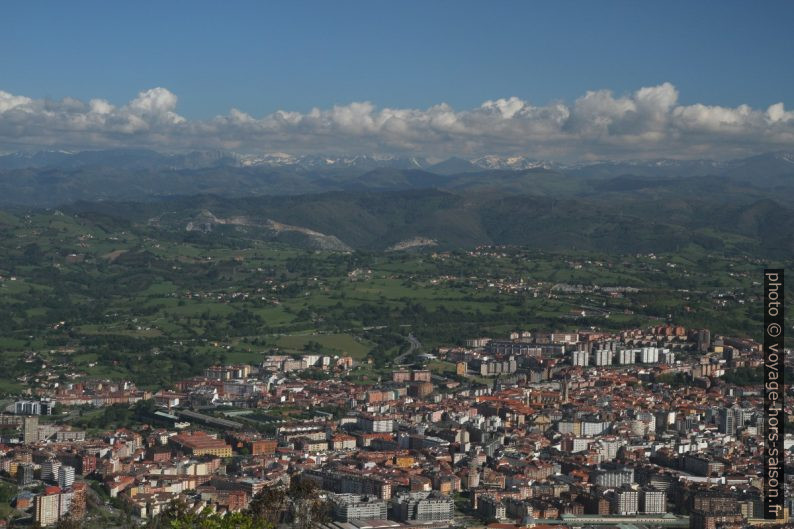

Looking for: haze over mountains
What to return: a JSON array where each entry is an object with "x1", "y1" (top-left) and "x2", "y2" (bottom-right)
[
  {"x1": 4, "y1": 147, "x2": 794, "y2": 173},
  {"x1": 1, "y1": 148, "x2": 793, "y2": 206},
  {"x1": 0, "y1": 148, "x2": 792, "y2": 258}
]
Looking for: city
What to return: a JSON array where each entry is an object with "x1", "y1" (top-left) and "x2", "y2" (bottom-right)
[
  {"x1": 1, "y1": 2, "x2": 792, "y2": 528},
  {"x1": 0, "y1": 322, "x2": 788, "y2": 528}
]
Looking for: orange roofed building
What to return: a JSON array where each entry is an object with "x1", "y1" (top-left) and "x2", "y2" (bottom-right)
[{"x1": 170, "y1": 431, "x2": 232, "y2": 458}]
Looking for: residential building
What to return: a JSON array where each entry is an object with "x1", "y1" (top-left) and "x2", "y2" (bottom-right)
[
  {"x1": 170, "y1": 431, "x2": 233, "y2": 458},
  {"x1": 58, "y1": 465, "x2": 75, "y2": 489},
  {"x1": 329, "y1": 494, "x2": 387, "y2": 522}
]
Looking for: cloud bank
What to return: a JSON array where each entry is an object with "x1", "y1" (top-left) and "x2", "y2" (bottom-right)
[{"x1": 1, "y1": 83, "x2": 793, "y2": 160}]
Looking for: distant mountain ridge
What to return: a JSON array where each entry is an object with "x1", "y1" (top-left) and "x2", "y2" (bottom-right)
[
  {"x1": 0, "y1": 148, "x2": 239, "y2": 171},
  {"x1": 3, "y1": 147, "x2": 793, "y2": 174},
  {"x1": 59, "y1": 187, "x2": 794, "y2": 258},
  {"x1": 0, "y1": 148, "x2": 791, "y2": 207},
  {"x1": 1, "y1": 145, "x2": 791, "y2": 257}
]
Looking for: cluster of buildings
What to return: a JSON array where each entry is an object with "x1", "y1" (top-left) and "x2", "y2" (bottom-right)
[
  {"x1": 261, "y1": 354, "x2": 354, "y2": 374},
  {"x1": 1, "y1": 442, "x2": 88, "y2": 527},
  {"x1": 570, "y1": 346, "x2": 676, "y2": 367},
  {"x1": 0, "y1": 324, "x2": 790, "y2": 529},
  {"x1": 33, "y1": 380, "x2": 150, "y2": 407}
]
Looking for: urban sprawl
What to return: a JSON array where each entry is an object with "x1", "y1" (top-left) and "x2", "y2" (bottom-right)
[{"x1": 1, "y1": 325, "x2": 791, "y2": 529}]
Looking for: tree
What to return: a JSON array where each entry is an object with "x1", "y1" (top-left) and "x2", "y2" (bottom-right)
[
  {"x1": 55, "y1": 516, "x2": 85, "y2": 529},
  {"x1": 149, "y1": 500, "x2": 271, "y2": 529},
  {"x1": 169, "y1": 510, "x2": 269, "y2": 529},
  {"x1": 288, "y1": 480, "x2": 330, "y2": 529},
  {"x1": 722, "y1": 366, "x2": 763, "y2": 386},
  {"x1": 246, "y1": 484, "x2": 287, "y2": 526},
  {"x1": 0, "y1": 482, "x2": 16, "y2": 503},
  {"x1": 245, "y1": 480, "x2": 329, "y2": 529}
]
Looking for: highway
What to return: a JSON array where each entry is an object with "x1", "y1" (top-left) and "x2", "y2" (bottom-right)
[{"x1": 393, "y1": 333, "x2": 422, "y2": 365}]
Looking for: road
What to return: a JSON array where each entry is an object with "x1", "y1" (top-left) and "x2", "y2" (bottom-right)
[{"x1": 393, "y1": 333, "x2": 422, "y2": 365}]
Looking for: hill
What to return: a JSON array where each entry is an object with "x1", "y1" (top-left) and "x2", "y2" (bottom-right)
[
  {"x1": 58, "y1": 187, "x2": 794, "y2": 258},
  {"x1": 0, "y1": 149, "x2": 792, "y2": 207}
]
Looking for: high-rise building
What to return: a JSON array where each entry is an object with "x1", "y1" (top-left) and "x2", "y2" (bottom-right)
[
  {"x1": 301, "y1": 469, "x2": 392, "y2": 500},
  {"x1": 592, "y1": 349, "x2": 612, "y2": 366},
  {"x1": 34, "y1": 493, "x2": 61, "y2": 527},
  {"x1": 617, "y1": 349, "x2": 635, "y2": 365},
  {"x1": 58, "y1": 465, "x2": 75, "y2": 489},
  {"x1": 392, "y1": 491, "x2": 454, "y2": 522},
  {"x1": 329, "y1": 494, "x2": 387, "y2": 522},
  {"x1": 15, "y1": 399, "x2": 53, "y2": 415},
  {"x1": 640, "y1": 488, "x2": 666, "y2": 514},
  {"x1": 34, "y1": 489, "x2": 73, "y2": 527},
  {"x1": 719, "y1": 406, "x2": 743, "y2": 435},
  {"x1": 654, "y1": 411, "x2": 673, "y2": 432},
  {"x1": 640, "y1": 347, "x2": 659, "y2": 363},
  {"x1": 572, "y1": 350, "x2": 589, "y2": 367},
  {"x1": 22, "y1": 415, "x2": 39, "y2": 444},
  {"x1": 41, "y1": 459, "x2": 62, "y2": 482},
  {"x1": 659, "y1": 350, "x2": 675, "y2": 364},
  {"x1": 357, "y1": 415, "x2": 394, "y2": 433},
  {"x1": 697, "y1": 329, "x2": 711, "y2": 353},
  {"x1": 17, "y1": 463, "x2": 34, "y2": 486},
  {"x1": 581, "y1": 421, "x2": 609, "y2": 436},
  {"x1": 593, "y1": 468, "x2": 634, "y2": 488},
  {"x1": 610, "y1": 485, "x2": 639, "y2": 515}
]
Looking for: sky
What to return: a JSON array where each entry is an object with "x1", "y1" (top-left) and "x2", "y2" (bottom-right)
[{"x1": 1, "y1": 0, "x2": 793, "y2": 160}]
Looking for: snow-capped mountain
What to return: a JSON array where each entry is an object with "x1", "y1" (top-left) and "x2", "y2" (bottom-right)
[
  {"x1": 1, "y1": 148, "x2": 792, "y2": 179},
  {"x1": 0, "y1": 148, "x2": 240, "y2": 171},
  {"x1": 239, "y1": 152, "x2": 299, "y2": 167},
  {"x1": 471, "y1": 155, "x2": 554, "y2": 171},
  {"x1": 0, "y1": 149, "x2": 79, "y2": 170},
  {"x1": 239, "y1": 153, "x2": 429, "y2": 171}
]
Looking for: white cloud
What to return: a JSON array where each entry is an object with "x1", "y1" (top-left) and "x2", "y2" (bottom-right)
[
  {"x1": 0, "y1": 91, "x2": 33, "y2": 113},
  {"x1": 89, "y1": 99, "x2": 115, "y2": 115},
  {"x1": 0, "y1": 83, "x2": 792, "y2": 159}
]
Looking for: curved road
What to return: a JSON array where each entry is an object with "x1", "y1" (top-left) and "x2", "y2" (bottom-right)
[{"x1": 393, "y1": 333, "x2": 422, "y2": 365}]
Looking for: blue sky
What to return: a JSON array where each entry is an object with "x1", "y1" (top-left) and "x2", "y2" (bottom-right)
[
  {"x1": 1, "y1": 1, "x2": 793, "y2": 158},
  {"x1": 3, "y1": 0, "x2": 792, "y2": 117}
]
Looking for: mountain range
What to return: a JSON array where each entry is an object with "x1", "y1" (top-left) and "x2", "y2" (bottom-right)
[
  {"x1": 0, "y1": 149, "x2": 792, "y2": 258},
  {"x1": 4, "y1": 148, "x2": 792, "y2": 174},
  {"x1": 0, "y1": 148, "x2": 554, "y2": 173},
  {"x1": 0, "y1": 149, "x2": 793, "y2": 207}
]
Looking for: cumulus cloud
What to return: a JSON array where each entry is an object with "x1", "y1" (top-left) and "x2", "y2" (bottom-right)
[
  {"x1": 0, "y1": 84, "x2": 792, "y2": 159},
  {"x1": 0, "y1": 91, "x2": 34, "y2": 113}
]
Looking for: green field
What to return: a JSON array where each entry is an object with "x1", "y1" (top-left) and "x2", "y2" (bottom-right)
[
  {"x1": 274, "y1": 333, "x2": 373, "y2": 359},
  {"x1": 0, "y1": 207, "x2": 789, "y2": 395}
]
